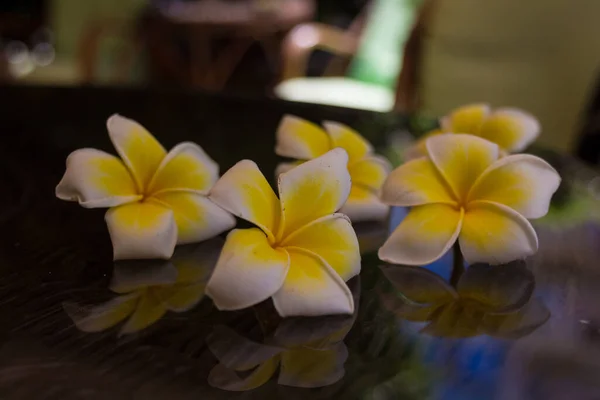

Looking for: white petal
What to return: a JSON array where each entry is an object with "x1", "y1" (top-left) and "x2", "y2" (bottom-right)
[
  {"x1": 322, "y1": 120, "x2": 372, "y2": 161},
  {"x1": 56, "y1": 148, "x2": 140, "y2": 208},
  {"x1": 341, "y1": 185, "x2": 389, "y2": 222},
  {"x1": 107, "y1": 114, "x2": 167, "y2": 192},
  {"x1": 478, "y1": 108, "x2": 540, "y2": 152},
  {"x1": 151, "y1": 192, "x2": 235, "y2": 244},
  {"x1": 378, "y1": 204, "x2": 463, "y2": 266},
  {"x1": 459, "y1": 201, "x2": 539, "y2": 265},
  {"x1": 467, "y1": 154, "x2": 561, "y2": 219},
  {"x1": 147, "y1": 142, "x2": 219, "y2": 195},
  {"x1": 209, "y1": 160, "x2": 281, "y2": 241},
  {"x1": 205, "y1": 228, "x2": 290, "y2": 310},
  {"x1": 272, "y1": 249, "x2": 354, "y2": 317},
  {"x1": 277, "y1": 148, "x2": 351, "y2": 239},
  {"x1": 105, "y1": 201, "x2": 178, "y2": 260}
]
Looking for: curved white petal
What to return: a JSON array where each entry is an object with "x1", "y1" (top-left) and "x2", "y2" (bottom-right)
[
  {"x1": 275, "y1": 115, "x2": 331, "y2": 159},
  {"x1": 478, "y1": 108, "x2": 540, "y2": 152},
  {"x1": 322, "y1": 121, "x2": 372, "y2": 161},
  {"x1": 205, "y1": 228, "x2": 290, "y2": 310},
  {"x1": 348, "y1": 155, "x2": 391, "y2": 191},
  {"x1": 341, "y1": 185, "x2": 389, "y2": 222},
  {"x1": 380, "y1": 157, "x2": 456, "y2": 207},
  {"x1": 378, "y1": 204, "x2": 463, "y2": 266},
  {"x1": 278, "y1": 148, "x2": 351, "y2": 240},
  {"x1": 151, "y1": 192, "x2": 235, "y2": 245},
  {"x1": 459, "y1": 201, "x2": 539, "y2": 265},
  {"x1": 148, "y1": 142, "x2": 219, "y2": 195},
  {"x1": 282, "y1": 213, "x2": 360, "y2": 281},
  {"x1": 426, "y1": 133, "x2": 499, "y2": 201},
  {"x1": 105, "y1": 201, "x2": 178, "y2": 260},
  {"x1": 56, "y1": 148, "x2": 140, "y2": 208},
  {"x1": 467, "y1": 154, "x2": 560, "y2": 219},
  {"x1": 106, "y1": 114, "x2": 167, "y2": 192},
  {"x1": 272, "y1": 249, "x2": 354, "y2": 317},
  {"x1": 209, "y1": 160, "x2": 281, "y2": 241}
]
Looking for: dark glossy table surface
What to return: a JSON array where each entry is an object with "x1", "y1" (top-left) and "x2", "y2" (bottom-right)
[{"x1": 0, "y1": 85, "x2": 600, "y2": 400}]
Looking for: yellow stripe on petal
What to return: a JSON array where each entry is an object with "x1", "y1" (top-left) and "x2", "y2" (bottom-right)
[
  {"x1": 278, "y1": 148, "x2": 351, "y2": 240},
  {"x1": 459, "y1": 201, "x2": 538, "y2": 265},
  {"x1": 158, "y1": 282, "x2": 206, "y2": 312},
  {"x1": 120, "y1": 289, "x2": 168, "y2": 334},
  {"x1": 275, "y1": 115, "x2": 331, "y2": 159},
  {"x1": 380, "y1": 157, "x2": 456, "y2": 207},
  {"x1": 107, "y1": 114, "x2": 167, "y2": 192},
  {"x1": 209, "y1": 160, "x2": 281, "y2": 241},
  {"x1": 105, "y1": 201, "x2": 177, "y2": 260},
  {"x1": 378, "y1": 204, "x2": 463, "y2": 266},
  {"x1": 205, "y1": 228, "x2": 290, "y2": 310},
  {"x1": 282, "y1": 213, "x2": 360, "y2": 281},
  {"x1": 441, "y1": 103, "x2": 490, "y2": 133},
  {"x1": 478, "y1": 108, "x2": 540, "y2": 152},
  {"x1": 151, "y1": 192, "x2": 235, "y2": 244},
  {"x1": 148, "y1": 142, "x2": 219, "y2": 195},
  {"x1": 348, "y1": 155, "x2": 391, "y2": 191},
  {"x1": 341, "y1": 185, "x2": 389, "y2": 222},
  {"x1": 426, "y1": 134, "x2": 499, "y2": 201},
  {"x1": 56, "y1": 148, "x2": 140, "y2": 208},
  {"x1": 272, "y1": 249, "x2": 354, "y2": 317},
  {"x1": 467, "y1": 154, "x2": 560, "y2": 219},
  {"x1": 322, "y1": 121, "x2": 372, "y2": 162},
  {"x1": 279, "y1": 343, "x2": 347, "y2": 388}
]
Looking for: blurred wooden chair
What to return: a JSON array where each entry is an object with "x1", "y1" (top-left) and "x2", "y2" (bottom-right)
[{"x1": 275, "y1": 0, "x2": 422, "y2": 112}]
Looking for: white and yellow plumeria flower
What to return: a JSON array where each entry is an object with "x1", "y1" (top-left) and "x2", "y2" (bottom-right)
[
  {"x1": 380, "y1": 134, "x2": 561, "y2": 266},
  {"x1": 275, "y1": 115, "x2": 391, "y2": 222},
  {"x1": 406, "y1": 103, "x2": 540, "y2": 159},
  {"x1": 56, "y1": 115, "x2": 235, "y2": 260},
  {"x1": 206, "y1": 148, "x2": 360, "y2": 317}
]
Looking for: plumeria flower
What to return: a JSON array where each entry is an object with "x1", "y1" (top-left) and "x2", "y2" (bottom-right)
[
  {"x1": 63, "y1": 239, "x2": 222, "y2": 335},
  {"x1": 275, "y1": 115, "x2": 391, "y2": 222},
  {"x1": 379, "y1": 134, "x2": 561, "y2": 266},
  {"x1": 380, "y1": 263, "x2": 549, "y2": 338},
  {"x1": 406, "y1": 103, "x2": 540, "y2": 159},
  {"x1": 206, "y1": 148, "x2": 360, "y2": 317},
  {"x1": 55, "y1": 115, "x2": 235, "y2": 260}
]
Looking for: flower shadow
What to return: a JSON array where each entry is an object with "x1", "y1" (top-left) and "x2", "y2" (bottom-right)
[
  {"x1": 63, "y1": 238, "x2": 223, "y2": 335},
  {"x1": 379, "y1": 261, "x2": 550, "y2": 339}
]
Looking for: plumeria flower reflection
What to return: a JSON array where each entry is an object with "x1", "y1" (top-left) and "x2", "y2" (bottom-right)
[
  {"x1": 64, "y1": 239, "x2": 222, "y2": 335},
  {"x1": 406, "y1": 103, "x2": 540, "y2": 160},
  {"x1": 56, "y1": 115, "x2": 235, "y2": 260},
  {"x1": 380, "y1": 263, "x2": 550, "y2": 339},
  {"x1": 275, "y1": 115, "x2": 391, "y2": 222},
  {"x1": 380, "y1": 134, "x2": 561, "y2": 266},
  {"x1": 207, "y1": 148, "x2": 360, "y2": 317}
]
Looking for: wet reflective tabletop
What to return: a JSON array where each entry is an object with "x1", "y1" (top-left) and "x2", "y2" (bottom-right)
[{"x1": 1, "y1": 86, "x2": 600, "y2": 399}]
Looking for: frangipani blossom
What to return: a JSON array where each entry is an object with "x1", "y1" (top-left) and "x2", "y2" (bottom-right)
[
  {"x1": 56, "y1": 115, "x2": 235, "y2": 260},
  {"x1": 380, "y1": 134, "x2": 561, "y2": 266},
  {"x1": 406, "y1": 103, "x2": 540, "y2": 159},
  {"x1": 206, "y1": 148, "x2": 361, "y2": 317},
  {"x1": 275, "y1": 115, "x2": 391, "y2": 222}
]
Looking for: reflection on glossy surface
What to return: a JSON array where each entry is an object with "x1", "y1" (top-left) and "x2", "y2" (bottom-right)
[
  {"x1": 207, "y1": 278, "x2": 359, "y2": 390},
  {"x1": 63, "y1": 239, "x2": 222, "y2": 335},
  {"x1": 380, "y1": 261, "x2": 549, "y2": 339}
]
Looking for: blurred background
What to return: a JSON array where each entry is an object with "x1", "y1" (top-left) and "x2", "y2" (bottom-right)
[{"x1": 2, "y1": 0, "x2": 600, "y2": 157}]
